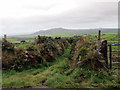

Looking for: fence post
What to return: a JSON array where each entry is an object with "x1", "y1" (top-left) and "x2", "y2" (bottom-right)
[
  {"x1": 109, "y1": 45, "x2": 112, "y2": 69},
  {"x1": 35, "y1": 37, "x2": 37, "y2": 45},
  {"x1": 98, "y1": 30, "x2": 101, "y2": 41},
  {"x1": 97, "y1": 30, "x2": 101, "y2": 52},
  {"x1": 4, "y1": 34, "x2": 7, "y2": 40},
  {"x1": 100, "y1": 40, "x2": 108, "y2": 68}
]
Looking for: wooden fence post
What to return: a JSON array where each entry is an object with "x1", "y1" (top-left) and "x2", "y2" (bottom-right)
[
  {"x1": 109, "y1": 45, "x2": 112, "y2": 69},
  {"x1": 98, "y1": 30, "x2": 101, "y2": 41},
  {"x1": 97, "y1": 30, "x2": 101, "y2": 52}
]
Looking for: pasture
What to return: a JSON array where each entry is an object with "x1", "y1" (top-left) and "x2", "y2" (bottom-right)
[{"x1": 2, "y1": 32, "x2": 120, "y2": 88}]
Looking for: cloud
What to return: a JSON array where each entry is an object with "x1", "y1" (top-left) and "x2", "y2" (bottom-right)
[{"x1": 0, "y1": 0, "x2": 118, "y2": 35}]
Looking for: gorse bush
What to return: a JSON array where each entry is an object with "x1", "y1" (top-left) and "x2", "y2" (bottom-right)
[
  {"x1": 2, "y1": 36, "x2": 69, "y2": 71},
  {"x1": 2, "y1": 38, "x2": 15, "y2": 53},
  {"x1": 69, "y1": 37, "x2": 106, "y2": 70},
  {"x1": 2, "y1": 37, "x2": 120, "y2": 88},
  {"x1": 2, "y1": 36, "x2": 105, "y2": 71}
]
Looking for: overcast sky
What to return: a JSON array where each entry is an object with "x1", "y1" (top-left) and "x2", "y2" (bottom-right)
[{"x1": 0, "y1": 0, "x2": 119, "y2": 36}]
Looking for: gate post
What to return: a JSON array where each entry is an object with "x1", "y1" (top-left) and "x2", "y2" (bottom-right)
[
  {"x1": 109, "y1": 45, "x2": 112, "y2": 69},
  {"x1": 100, "y1": 40, "x2": 108, "y2": 68}
]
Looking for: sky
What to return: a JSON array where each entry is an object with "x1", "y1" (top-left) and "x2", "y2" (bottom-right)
[{"x1": 0, "y1": 0, "x2": 119, "y2": 36}]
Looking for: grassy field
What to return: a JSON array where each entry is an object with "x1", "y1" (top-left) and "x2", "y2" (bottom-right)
[
  {"x1": 2, "y1": 44, "x2": 120, "y2": 88},
  {"x1": 6, "y1": 32, "x2": 118, "y2": 43},
  {"x1": 2, "y1": 32, "x2": 120, "y2": 88},
  {"x1": 6, "y1": 32, "x2": 119, "y2": 51}
]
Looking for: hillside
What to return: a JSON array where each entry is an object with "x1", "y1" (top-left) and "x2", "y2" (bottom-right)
[
  {"x1": 33, "y1": 28, "x2": 118, "y2": 35},
  {"x1": 2, "y1": 34, "x2": 120, "y2": 88}
]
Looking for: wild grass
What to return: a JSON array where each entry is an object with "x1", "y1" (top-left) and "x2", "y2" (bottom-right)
[
  {"x1": 2, "y1": 44, "x2": 71, "y2": 88},
  {"x1": 17, "y1": 44, "x2": 30, "y2": 48},
  {"x1": 2, "y1": 32, "x2": 120, "y2": 88},
  {"x1": 2, "y1": 44, "x2": 120, "y2": 88}
]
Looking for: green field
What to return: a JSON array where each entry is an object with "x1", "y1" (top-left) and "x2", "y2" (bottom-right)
[
  {"x1": 2, "y1": 44, "x2": 120, "y2": 88},
  {"x1": 6, "y1": 32, "x2": 119, "y2": 48},
  {"x1": 2, "y1": 32, "x2": 120, "y2": 88}
]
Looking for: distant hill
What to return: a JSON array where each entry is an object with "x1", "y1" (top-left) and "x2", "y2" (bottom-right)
[{"x1": 32, "y1": 28, "x2": 118, "y2": 35}]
